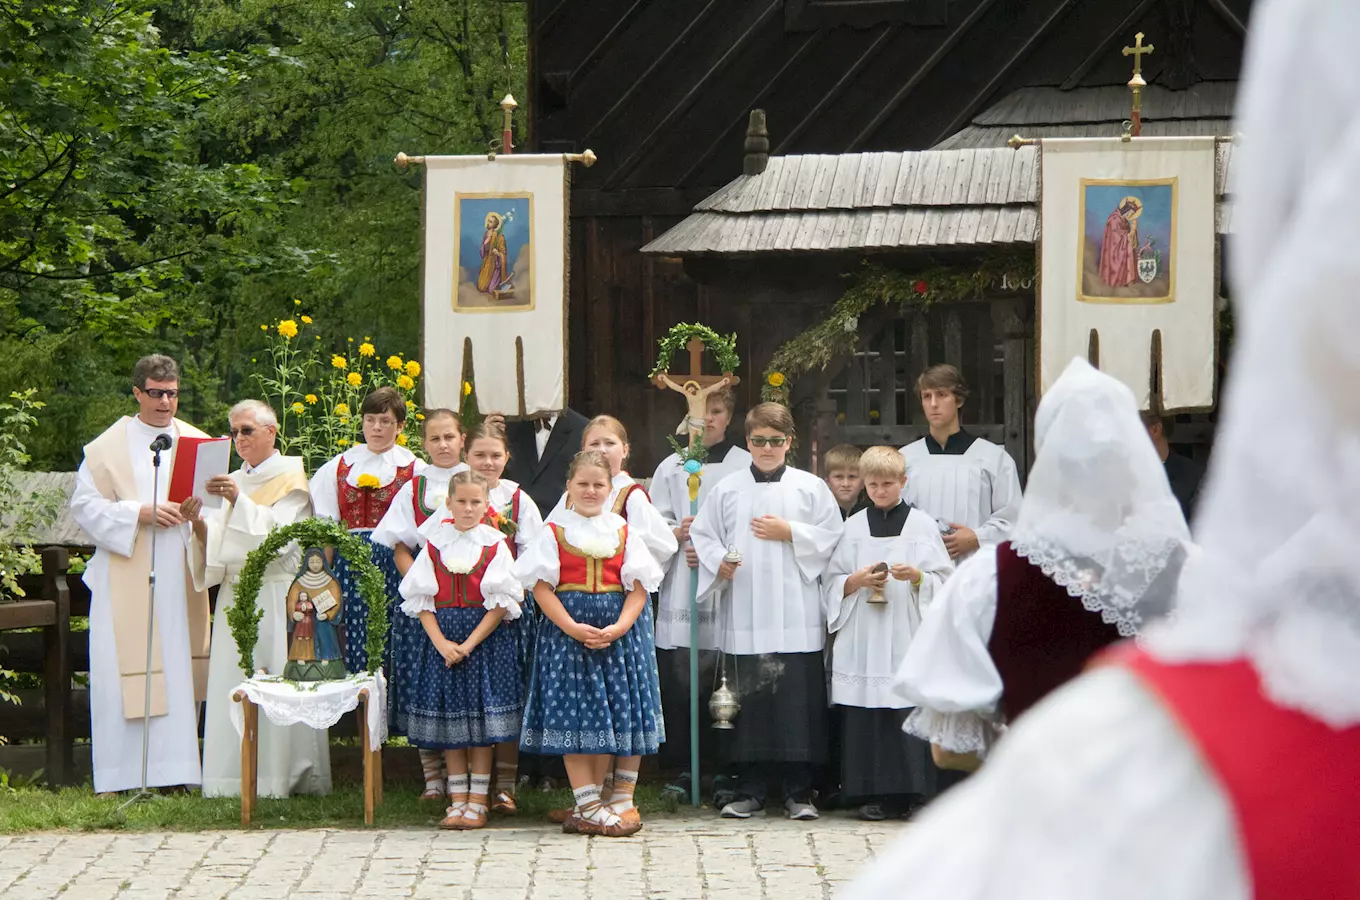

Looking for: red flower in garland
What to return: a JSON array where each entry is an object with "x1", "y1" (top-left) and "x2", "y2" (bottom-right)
[{"x1": 912, "y1": 280, "x2": 929, "y2": 295}]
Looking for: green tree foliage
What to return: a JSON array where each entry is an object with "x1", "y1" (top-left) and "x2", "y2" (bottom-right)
[{"x1": 0, "y1": 0, "x2": 527, "y2": 469}]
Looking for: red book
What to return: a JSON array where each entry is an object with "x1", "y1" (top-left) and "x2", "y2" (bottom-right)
[{"x1": 167, "y1": 436, "x2": 232, "y2": 506}]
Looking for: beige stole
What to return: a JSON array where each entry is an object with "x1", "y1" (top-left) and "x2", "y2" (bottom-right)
[
  {"x1": 246, "y1": 468, "x2": 309, "y2": 508},
  {"x1": 83, "y1": 416, "x2": 212, "y2": 719}
]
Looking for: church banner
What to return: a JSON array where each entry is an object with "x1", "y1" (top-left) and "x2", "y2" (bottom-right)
[
  {"x1": 422, "y1": 154, "x2": 569, "y2": 416},
  {"x1": 1038, "y1": 137, "x2": 1217, "y2": 411}
]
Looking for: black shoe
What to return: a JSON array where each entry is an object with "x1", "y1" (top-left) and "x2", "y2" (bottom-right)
[
  {"x1": 662, "y1": 772, "x2": 693, "y2": 797},
  {"x1": 711, "y1": 773, "x2": 739, "y2": 809},
  {"x1": 858, "y1": 802, "x2": 890, "y2": 821}
]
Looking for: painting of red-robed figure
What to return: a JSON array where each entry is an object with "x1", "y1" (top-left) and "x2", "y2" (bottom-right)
[
  {"x1": 454, "y1": 193, "x2": 533, "y2": 311},
  {"x1": 1079, "y1": 180, "x2": 1175, "y2": 303}
]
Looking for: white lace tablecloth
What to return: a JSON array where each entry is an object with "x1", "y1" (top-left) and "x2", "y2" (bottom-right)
[{"x1": 229, "y1": 672, "x2": 387, "y2": 751}]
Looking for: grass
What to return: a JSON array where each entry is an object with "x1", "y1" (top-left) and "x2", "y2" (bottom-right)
[{"x1": 0, "y1": 782, "x2": 683, "y2": 834}]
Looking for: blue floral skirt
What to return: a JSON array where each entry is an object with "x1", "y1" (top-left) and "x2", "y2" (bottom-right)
[
  {"x1": 407, "y1": 607, "x2": 523, "y2": 750},
  {"x1": 520, "y1": 590, "x2": 665, "y2": 757},
  {"x1": 334, "y1": 533, "x2": 414, "y2": 733},
  {"x1": 503, "y1": 591, "x2": 538, "y2": 698}
]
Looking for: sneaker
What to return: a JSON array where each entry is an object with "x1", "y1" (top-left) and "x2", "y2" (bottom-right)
[
  {"x1": 719, "y1": 797, "x2": 764, "y2": 819},
  {"x1": 662, "y1": 772, "x2": 692, "y2": 797},
  {"x1": 858, "y1": 802, "x2": 889, "y2": 821},
  {"x1": 784, "y1": 798, "x2": 819, "y2": 820}
]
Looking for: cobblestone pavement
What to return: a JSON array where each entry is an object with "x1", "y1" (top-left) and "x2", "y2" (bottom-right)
[{"x1": 0, "y1": 813, "x2": 902, "y2": 900}]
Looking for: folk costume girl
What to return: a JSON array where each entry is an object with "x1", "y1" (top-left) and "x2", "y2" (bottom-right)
[
  {"x1": 373, "y1": 408, "x2": 467, "y2": 798},
  {"x1": 457, "y1": 421, "x2": 545, "y2": 813},
  {"x1": 398, "y1": 470, "x2": 523, "y2": 831},
  {"x1": 515, "y1": 451, "x2": 666, "y2": 838},
  {"x1": 308, "y1": 387, "x2": 425, "y2": 677}
]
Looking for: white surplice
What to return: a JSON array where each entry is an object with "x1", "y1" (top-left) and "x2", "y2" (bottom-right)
[
  {"x1": 822, "y1": 505, "x2": 954, "y2": 709},
  {"x1": 370, "y1": 462, "x2": 467, "y2": 551},
  {"x1": 190, "y1": 452, "x2": 331, "y2": 798},
  {"x1": 549, "y1": 471, "x2": 678, "y2": 570},
  {"x1": 398, "y1": 523, "x2": 523, "y2": 617},
  {"x1": 309, "y1": 443, "x2": 425, "y2": 524},
  {"x1": 848, "y1": 667, "x2": 1249, "y2": 900},
  {"x1": 650, "y1": 443, "x2": 752, "y2": 650},
  {"x1": 899, "y1": 434, "x2": 1021, "y2": 558},
  {"x1": 689, "y1": 466, "x2": 843, "y2": 654},
  {"x1": 71, "y1": 416, "x2": 201, "y2": 793}
]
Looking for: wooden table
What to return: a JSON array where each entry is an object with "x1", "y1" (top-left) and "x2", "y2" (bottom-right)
[{"x1": 233, "y1": 686, "x2": 384, "y2": 826}]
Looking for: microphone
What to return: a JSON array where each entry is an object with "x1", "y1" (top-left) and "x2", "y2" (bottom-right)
[{"x1": 149, "y1": 434, "x2": 173, "y2": 453}]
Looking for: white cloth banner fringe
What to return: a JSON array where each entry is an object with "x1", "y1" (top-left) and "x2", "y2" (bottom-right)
[
  {"x1": 1039, "y1": 137, "x2": 1217, "y2": 411},
  {"x1": 229, "y1": 672, "x2": 387, "y2": 751},
  {"x1": 422, "y1": 154, "x2": 569, "y2": 416}
]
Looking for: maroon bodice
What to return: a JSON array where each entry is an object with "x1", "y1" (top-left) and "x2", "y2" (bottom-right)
[
  {"x1": 987, "y1": 541, "x2": 1123, "y2": 722},
  {"x1": 430, "y1": 543, "x2": 497, "y2": 609},
  {"x1": 410, "y1": 475, "x2": 437, "y2": 528},
  {"x1": 336, "y1": 457, "x2": 416, "y2": 529}
]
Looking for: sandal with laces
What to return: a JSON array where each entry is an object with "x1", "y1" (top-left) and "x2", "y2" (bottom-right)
[
  {"x1": 459, "y1": 805, "x2": 488, "y2": 829},
  {"x1": 438, "y1": 803, "x2": 469, "y2": 830},
  {"x1": 491, "y1": 790, "x2": 518, "y2": 814},
  {"x1": 419, "y1": 787, "x2": 446, "y2": 803}
]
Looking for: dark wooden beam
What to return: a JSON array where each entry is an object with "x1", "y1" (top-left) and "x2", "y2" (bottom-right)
[
  {"x1": 1205, "y1": 0, "x2": 1248, "y2": 37},
  {"x1": 773, "y1": 24, "x2": 898, "y2": 155},
  {"x1": 931, "y1": 0, "x2": 1081, "y2": 148},
  {"x1": 1060, "y1": 0, "x2": 1158, "y2": 90},
  {"x1": 677, "y1": 30, "x2": 827, "y2": 187},
  {"x1": 602, "y1": 0, "x2": 783, "y2": 190},
  {"x1": 571, "y1": 186, "x2": 719, "y2": 218},
  {"x1": 580, "y1": 0, "x2": 725, "y2": 143},
  {"x1": 848, "y1": 0, "x2": 1001, "y2": 152},
  {"x1": 568, "y1": 0, "x2": 650, "y2": 90}
]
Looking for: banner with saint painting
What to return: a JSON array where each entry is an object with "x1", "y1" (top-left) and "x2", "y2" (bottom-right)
[
  {"x1": 422, "y1": 155, "x2": 569, "y2": 416},
  {"x1": 1039, "y1": 137, "x2": 1217, "y2": 411}
]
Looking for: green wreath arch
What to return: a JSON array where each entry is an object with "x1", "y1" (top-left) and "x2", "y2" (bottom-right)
[
  {"x1": 228, "y1": 517, "x2": 388, "y2": 678},
  {"x1": 647, "y1": 322, "x2": 741, "y2": 380}
]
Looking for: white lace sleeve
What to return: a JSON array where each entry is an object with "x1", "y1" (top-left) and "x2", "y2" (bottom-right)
[
  {"x1": 621, "y1": 526, "x2": 665, "y2": 594},
  {"x1": 893, "y1": 549, "x2": 1001, "y2": 713},
  {"x1": 513, "y1": 527, "x2": 561, "y2": 590},
  {"x1": 397, "y1": 548, "x2": 438, "y2": 617},
  {"x1": 479, "y1": 543, "x2": 523, "y2": 620},
  {"x1": 903, "y1": 707, "x2": 1002, "y2": 756}
]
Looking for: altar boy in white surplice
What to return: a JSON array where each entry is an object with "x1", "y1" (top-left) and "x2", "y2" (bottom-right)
[
  {"x1": 899, "y1": 365, "x2": 1021, "y2": 562},
  {"x1": 69, "y1": 355, "x2": 212, "y2": 794},
  {"x1": 690, "y1": 402, "x2": 843, "y2": 821},
  {"x1": 822, "y1": 447, "x2": 953, "y2": 820},
  {"x1": 185, "y1": 400, "x2": 330, "y2": 798}
]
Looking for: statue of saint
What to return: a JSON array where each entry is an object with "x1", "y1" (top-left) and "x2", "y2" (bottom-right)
[{"x1": 283, "y1": 548, "x2": 348, "y2": 681}]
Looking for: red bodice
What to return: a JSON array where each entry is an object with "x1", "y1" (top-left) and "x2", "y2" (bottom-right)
[
  {"x1": 410, "y1": 475, "x2": 439, "y2": 528},
  {"x1": 552, "y1": 523, "x2": 628, "y2": 594},
  {"x1": 1118, "y1": 647, "x2": 1360, "y2": 900},
  {"x1": 336, "y1": 457, "x2": 415, "y2": 530},
  {"x1": 611, "y1": 483, "x2": 648, "y2": 518},
  {"x1": 429, "y1": 543, "x2": 498, "y2": 610},
  {"x1": 987, "y1": 542, "x2": 1123, "y2": 722}
]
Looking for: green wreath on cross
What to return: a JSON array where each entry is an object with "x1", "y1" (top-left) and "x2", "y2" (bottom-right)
[
  {"x1": 649, "y1": 322, "x2": 741, "y2": 465},
  {"x1": 229, "y1": 517, "x2": 388, "y2": 679}
]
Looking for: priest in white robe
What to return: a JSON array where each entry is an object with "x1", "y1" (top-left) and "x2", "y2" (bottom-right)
[
  {"x1": 185, "y1": 400, "x2": 331, "y2": 798},
  {"x1": 690, "y1": 402, "x2": 843, "y2": 820},
  {"x1": 851, "y1": 6, "x2": 1360, "y2": 895},
  {"x1": 70, "y1": 355, "x2": 211, "y2": 794},
  {"x1": 649, "y1": 387, "x2": 752, "y2": 785},
  {"x1": 899, "y1": 365, "x2": 1021, "y2": 560}
]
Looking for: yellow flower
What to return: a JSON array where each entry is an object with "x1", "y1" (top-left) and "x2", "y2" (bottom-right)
[
  {"x1": 767, "y1": 372, "x2": 786, "y2": 387},
  {"x1": 359, "y1": 342, "x2": 376, "y2": 358},
  {"x1": 396, "y1": 434, "x2": 408, "y2": 446},
  {"x1": 301, "y1": 315, "x2": 313, "y2": 324},
  {"x1": 397, "y1": 374, "x2": 414, "y2": 390},
  {"x1": 291, "y1": 402, "x2": 304, "y2": 414},
  {"x1": 386, "y1": 355, "x2": 403, "y2": 371},
  {"x1": 347, "y1": 337, "x2": 354, "y2": 343},
  {"x1": 463, "y1": 381, "x2": 472, "y2": 397},
  {"x1": 260, "y1": 324, "x2": 269, "y2": 331},
  {"x1": 278, "y1": 319, "x2": 299, "y2": 339},
  {"x1": 294, "y1": 299, "x2": 302, "y2": 306},
  {"x1": 347, "y1": 372, "x2": 362, "y2": 387},
  {"x1": 339, "y1": 417, "x2": 350, "y2": 425},
  {"x1": 331, "y1": 355, "x2": 347, "y2": 370},
  {"x1": 416, "y1": 413, "x2": 425, "y2": 421},
  {"x1": 356, "y1": 474, "x2": 382, "y2": 489},
  {"x1": 335, "y1": 403, "x2": 350, "y2": 416},
  {"x1": 337, "y1": 438, "x2": 349, "y2": 447},
  {"x1": 314, "y1": 335, "x2": 320, "y2": 341},
  {"x1": 405, "y1": 400, "x2": 415, "y2": 409},
  {"x1": 404, "y1": 360, "x2": 421, "y2": 378},
  {"x1": 304, "y1": 394, "x2": 318, "y2": 405}
]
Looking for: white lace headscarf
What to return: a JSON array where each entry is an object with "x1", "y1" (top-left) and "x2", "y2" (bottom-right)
[
  {"x1": 1145, "y1": 1, "x2": 1360, "y2": 728},
  {"x1": 1011, "y1": 358, "x2": 1192, "y2": 638}
]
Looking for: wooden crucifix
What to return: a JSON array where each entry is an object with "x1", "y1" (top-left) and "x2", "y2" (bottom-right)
[{"x1": 653, "y1": 337, "x2": 742, "y2": 451}]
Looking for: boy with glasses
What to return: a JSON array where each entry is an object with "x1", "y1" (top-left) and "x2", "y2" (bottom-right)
[{"x1": 690, "y1": 402, "x2": 843, "y2": 820}]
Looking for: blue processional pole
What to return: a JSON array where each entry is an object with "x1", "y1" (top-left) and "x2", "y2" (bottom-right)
[{"x1": 684, "y1": 463, "x2": 702, "y2": 808}]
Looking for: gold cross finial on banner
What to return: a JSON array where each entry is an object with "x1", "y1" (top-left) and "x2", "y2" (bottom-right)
[{"x1": 1122, "y1": 32, "x2": 1155, "y2": 138}]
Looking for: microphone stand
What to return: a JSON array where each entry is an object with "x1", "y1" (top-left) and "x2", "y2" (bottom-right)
[{"x1": 119, "y1": 437, "x2": 168, "y2": 812}]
